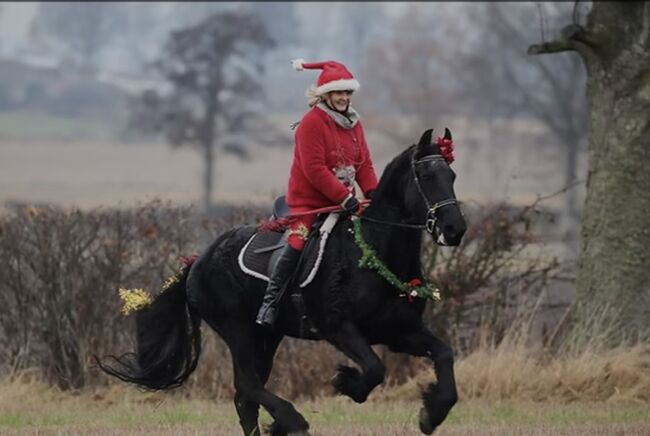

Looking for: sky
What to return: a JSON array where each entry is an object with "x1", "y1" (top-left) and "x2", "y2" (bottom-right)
[
  {"x1": 0, "y1": 2, "x2": 414, "y2": 58},
  {"x1": 0, "y1": 2, "x2": 38, "y2": 56}
]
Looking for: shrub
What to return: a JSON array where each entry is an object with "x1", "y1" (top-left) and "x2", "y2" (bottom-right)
[{"x1": 0, "y1": 199, "x2": 560, "y2": 398}]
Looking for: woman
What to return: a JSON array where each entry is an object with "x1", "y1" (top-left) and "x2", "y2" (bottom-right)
[{"x1": 256, "y1": 59, "x2": 379, "y2": 328}]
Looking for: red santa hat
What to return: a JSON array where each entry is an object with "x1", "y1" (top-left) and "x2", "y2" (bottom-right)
[{"x1": 291, "y1": 58, "x2": 360, "y2": 96}]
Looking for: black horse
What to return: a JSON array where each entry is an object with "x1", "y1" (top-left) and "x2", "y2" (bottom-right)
[{"x1": 97, "y1": 128, "x2": 467, "y2": 436}]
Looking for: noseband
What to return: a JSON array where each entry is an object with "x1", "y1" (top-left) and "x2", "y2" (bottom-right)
[{"x1": 361, "y1": 153, "x2": 458, "y2": 234}]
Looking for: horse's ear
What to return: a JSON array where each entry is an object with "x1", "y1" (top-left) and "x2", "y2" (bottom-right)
[
  {"x1": 417, "y1": 129, "x2": 433, "y2": 149},
  {"x1": 443, "y1": 127, "x2": 452, "y2": 141}
]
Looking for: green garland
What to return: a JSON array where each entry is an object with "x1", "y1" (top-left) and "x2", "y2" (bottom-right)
[{"x1": 351, "y1": 216, "x2": 441, "y2": 302}]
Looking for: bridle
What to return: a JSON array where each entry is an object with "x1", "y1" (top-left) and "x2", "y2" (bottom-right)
[{"x1": 360, "y1": 152, "x2": 458, "y2": 234}]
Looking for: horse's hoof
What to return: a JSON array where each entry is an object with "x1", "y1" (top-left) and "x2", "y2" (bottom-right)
[
  {"x1": 267, "y1": 420, "x2": 310, "y2": 436},
  {"x1": 332, "y1": 365, "x2": 367, "y2": 403},
  {"x1": 419, "y1": 382, "x2": 456, "y2": 434},
  {"x1": 418, "y1": 407, "x2": 435, "y2": 435}
]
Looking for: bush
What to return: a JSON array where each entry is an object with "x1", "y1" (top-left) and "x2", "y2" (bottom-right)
[
  {"x1": 0, "y1": 199, "x2": 560, "y2": 398},
  {"x1": 0, "y1": 200, "x2": 265, "y2": 389},
  {"x1": 425, "y1": 201, "x2": 560, "y2": 354}
]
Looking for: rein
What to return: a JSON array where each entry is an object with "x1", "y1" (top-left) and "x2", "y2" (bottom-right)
[
  {"x1": 277, "y1": 152, "x2": 457, "y2": 233},
  {"x1": 282, "y1": 200, "x2": 371, "y2": 218}
]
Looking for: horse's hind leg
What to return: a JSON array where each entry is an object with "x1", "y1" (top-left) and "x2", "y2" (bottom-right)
[
  {"x1": 326, "y1": 321, "x2": 385, "y2": 403},
  {"x1": 233, "y1": 333, "x2": 283, "y2": 436},
  {"x1": 215, "y1": 321, "x2": 308, "y2": 436},
  {"x1": 388, "y1": 326, "x2": 457, "y2": 435}
]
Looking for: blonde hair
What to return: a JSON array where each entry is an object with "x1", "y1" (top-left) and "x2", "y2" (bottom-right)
[{"x1": 306, "y1": 85, "x2": 324, "y2": 107}]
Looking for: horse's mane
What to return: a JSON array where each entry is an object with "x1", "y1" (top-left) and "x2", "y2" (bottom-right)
[
  {"x1": 371, "y1": 144, "x2": 415, "y2": 201},
  {"x1": 372, "y1": 139, "x2": 441, "y2": 201}
]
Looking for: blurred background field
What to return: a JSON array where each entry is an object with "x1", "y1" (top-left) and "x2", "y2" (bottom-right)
[
  {"x1": 0, "y1": 2, "x2": 647, "y2": 435},
  {"x1": 0, "y1": 3, "x2": 587, "y2": 219}
]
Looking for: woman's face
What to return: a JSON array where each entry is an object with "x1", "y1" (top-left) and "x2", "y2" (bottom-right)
[{"x1": 325, "y1": 90, "x2": 353, "y2": 112}]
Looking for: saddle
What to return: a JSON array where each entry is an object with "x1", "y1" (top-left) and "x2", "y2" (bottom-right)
[{"x1": 237, "y1": 196, "x2": 339, "y2": 288}]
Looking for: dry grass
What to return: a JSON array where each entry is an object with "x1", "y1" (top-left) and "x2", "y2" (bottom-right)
[
  {"x1": 2, "y1": 344, "x2": 649, "y2": 435},
  {"x1": 457, "y1": 344, "x2": 650, "y2": 403},
  {"x1": 381, "y1": 338, "x2": 650, "y2": 405}
]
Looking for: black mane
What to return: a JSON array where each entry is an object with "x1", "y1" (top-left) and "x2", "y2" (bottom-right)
[{"x1": 372, "y1": 134, "x2": 443, "y2": 202}]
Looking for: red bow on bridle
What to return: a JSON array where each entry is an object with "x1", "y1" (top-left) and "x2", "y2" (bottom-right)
[{"x1": 436, "y1": 137, "x2": 455, "y2": 164}]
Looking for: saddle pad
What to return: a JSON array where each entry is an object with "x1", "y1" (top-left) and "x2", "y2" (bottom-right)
[
  {"x1": 238, "y1": 230, "x2": 285, "y2": 283},
  {"x1": 237, "y1": 213, "x2": 340, "y2": 288}
]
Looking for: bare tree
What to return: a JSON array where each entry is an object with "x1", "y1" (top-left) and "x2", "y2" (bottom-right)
[
  {"x1": 361, "y1": 5, "x2": 456, "y2": 138},
  {"x1": 248, "y1": 2, "x2": 299, "y2": 47},
  {"x1": 529, "y1": 2, "x2": 650, "y2": 340},
  {"x1": 166, "y1": 2, "x2": 233, "y2": 28},
  {"x1": 451, "y1": 3, "x2": 588, "y2": 246},
  {"x1": 128, "y1": 11, "x2": 274, "y2": 212},
  {"x1": 114, "y1": 3, "x2": 171, "y2": 75},
  {"x1": 29, "y1": 2, "x2": 126, "y2": 75},
  {"x1": 337, "y1": 3, "x2": 386, "y2": 74}
]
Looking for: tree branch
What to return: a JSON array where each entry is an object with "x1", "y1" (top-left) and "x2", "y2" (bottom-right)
[
  {"x1": 527, "y1": 39, "x2": 574, "y2": 55},
  {"x1": 528, "y1": 24, "x2": 597, "y2": 59}
]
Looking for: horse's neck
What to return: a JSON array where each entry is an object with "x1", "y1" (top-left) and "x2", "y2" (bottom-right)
[{"x1": 361, "y1": 201, "x2": 423, "y2": 280}]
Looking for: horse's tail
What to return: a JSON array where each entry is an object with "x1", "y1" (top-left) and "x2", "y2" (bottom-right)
[{"x1": 96, "y1": 263, "x2": 201, "y2": 390}]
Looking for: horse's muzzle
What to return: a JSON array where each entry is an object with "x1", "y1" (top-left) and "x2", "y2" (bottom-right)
[{"x1": 435, "y1": 221, "x2": 466, "y2": 246}]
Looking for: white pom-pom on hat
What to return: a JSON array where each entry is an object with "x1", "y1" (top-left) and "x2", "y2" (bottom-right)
[{"x1": 291, "y1": 58, "x2": 305, "y2": 71}]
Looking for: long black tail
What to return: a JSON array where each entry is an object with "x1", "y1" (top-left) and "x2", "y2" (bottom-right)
[{"x1": 96, "y1": 265, "x2": 201, "y2": 390}]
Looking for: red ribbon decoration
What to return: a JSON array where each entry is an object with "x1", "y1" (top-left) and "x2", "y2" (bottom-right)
[
  {"x1": 406, "y1": 278, "x2": 423, "y2": 303},
  {"x1": 180, "y1": 254, "x2": 199, "y2": 267},
  {"x1": 436, "y1": 137, "x2": 455, "y2": 164}
]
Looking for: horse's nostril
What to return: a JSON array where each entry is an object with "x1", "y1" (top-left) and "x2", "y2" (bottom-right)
[
  {"x1": 444, "y1": 225, "x2": 458, "y2": 237},
  {"x1": 443, "y1": 224, "x2": 466, "y2": 244}
]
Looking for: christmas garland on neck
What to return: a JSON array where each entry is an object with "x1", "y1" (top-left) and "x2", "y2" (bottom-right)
[{"x1": 351, "y1": 216, "x2": 441, "y2": 302}]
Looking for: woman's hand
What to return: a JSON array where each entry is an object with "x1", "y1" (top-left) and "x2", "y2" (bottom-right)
[{"x1": 341, "y1": 193, "x2": 360, "y2": 215}]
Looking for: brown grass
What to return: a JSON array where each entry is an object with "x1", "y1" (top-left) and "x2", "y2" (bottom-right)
[
  {"x1": 380, "y1": 338, "x2": 650, "y2": 405},
  {"x1": 2, "y1": 343, "x2": 649, "y2": 435}
]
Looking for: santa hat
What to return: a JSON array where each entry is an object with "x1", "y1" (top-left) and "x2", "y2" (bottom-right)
[{"x1": 291, "y1": 58, "x2": 360, "y2": 96}]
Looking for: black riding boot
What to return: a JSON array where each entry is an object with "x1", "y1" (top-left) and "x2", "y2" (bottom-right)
[{"x1": 256, "y1": 245, "x2": 302, "y2": 328}]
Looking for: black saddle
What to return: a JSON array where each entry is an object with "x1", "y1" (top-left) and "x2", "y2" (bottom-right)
[
  {"x1": 272, "y1": 195, "x2": 291, "y2": 220},
  {"x1": 238, "y1": 196, "x2": 330, "y2": 287}
]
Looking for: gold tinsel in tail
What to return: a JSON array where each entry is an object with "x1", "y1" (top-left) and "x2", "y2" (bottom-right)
[
  {"x1": 118, "y1": 288, "x2": 153, "y2": 315},
  {"x1": 162, "y1": 272, "x2": 180, "y2": 290}
]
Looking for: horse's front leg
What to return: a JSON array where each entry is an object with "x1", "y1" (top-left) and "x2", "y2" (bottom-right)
[
  {"x1": 388, "y1": 327, "x2": 458, "y2": 435},
  {"x1": 326, "y1": 321, "x2": 385, "y2": 403}
]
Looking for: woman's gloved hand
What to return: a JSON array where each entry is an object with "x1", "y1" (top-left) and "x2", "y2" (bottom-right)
[{"x1": 340, "y1": 193, "x2": 360, "y2": 216}]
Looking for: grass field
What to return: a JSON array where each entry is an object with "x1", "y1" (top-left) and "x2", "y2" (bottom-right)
[
  {"x1": 2, "y1": 331, "x2": 649, "y2": 435},
  {"x1": 0, "y1": 110, "x2": 116, "y2": 143},
  {"x1": 1, "y1": 365, "x2": 649, "y2": 436},
  {"x1": 0, "y1": 112, "x2": 583, "y2": 213},
  {"x1": 0, "y1": 392, "x2": 648, "y2": 436}
]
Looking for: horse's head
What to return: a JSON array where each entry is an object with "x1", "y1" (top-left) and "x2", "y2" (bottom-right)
[{"x1": 406, "y1": 128, "x2": 466, "y2": 246}]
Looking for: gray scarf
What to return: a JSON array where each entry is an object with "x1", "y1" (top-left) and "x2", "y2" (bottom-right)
[
  {"x1": 316, "y1": 102, "x2": 360, "y2": 129},
  {"x1": 290, "y1": 103, "x2": 361, "y2": 130}
]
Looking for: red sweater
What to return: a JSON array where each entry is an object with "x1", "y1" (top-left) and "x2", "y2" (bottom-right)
[{"x1": 286, "y1": 106, "x2": 378, "y2": 212}]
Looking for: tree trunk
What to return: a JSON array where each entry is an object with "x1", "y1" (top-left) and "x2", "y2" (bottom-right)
[
  {"x1": 201, "y1": 84, "x2": 220, "y2": 213},
  {"x1": 202, "y1": 142, "x2": 214, "y2": 213},
  {"x1": 530, "y1": 3, "x2": 650, "y2": 339}
]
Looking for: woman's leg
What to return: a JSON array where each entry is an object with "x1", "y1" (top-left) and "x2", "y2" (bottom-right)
[{"x1": 256, "y1": 214, "x2": 316, "y2": 327}]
